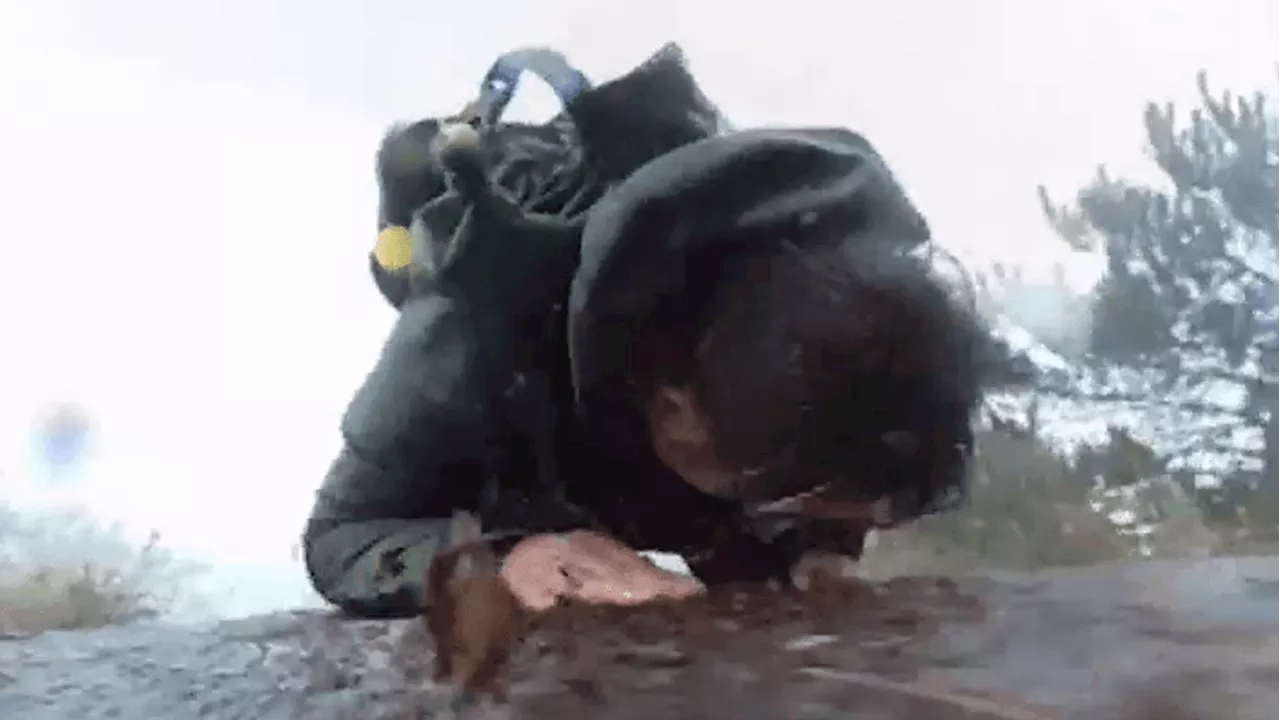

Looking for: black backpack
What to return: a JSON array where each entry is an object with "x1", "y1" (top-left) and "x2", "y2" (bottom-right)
[
  {"x1": 366, "y1": 43, "x2": 727, "y2": 533},
  {"x1": 368, "y1": 43, "x2": 726, "y2": 314}
]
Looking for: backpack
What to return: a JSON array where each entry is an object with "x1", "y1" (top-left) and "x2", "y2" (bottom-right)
[
  {"x1": 366, "y1": 44, "x2": 727, "y2": 532},
  {"x1": 369, "y1": 43, "x2": 727, "y2": 313}
]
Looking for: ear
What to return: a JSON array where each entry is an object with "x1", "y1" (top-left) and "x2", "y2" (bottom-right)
[{"x1": 649, "y1": 386, "x2": 710, "y2": 446}]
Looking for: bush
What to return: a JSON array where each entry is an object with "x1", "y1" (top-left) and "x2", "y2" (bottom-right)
[
  {"x1": 0, "y1": 502, "x2": 206, "y2": 635},
  {"x1": 860, "y1": 422, "x2": 1280, "y2": 579},
  {"x1": 861, "y1": 429, "x2": 1137, "y2": 577}
]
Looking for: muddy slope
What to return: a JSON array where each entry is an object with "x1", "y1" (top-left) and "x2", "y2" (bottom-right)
[{"x1": 0, "y1": 556, "x2": 1274, "y2": 720}]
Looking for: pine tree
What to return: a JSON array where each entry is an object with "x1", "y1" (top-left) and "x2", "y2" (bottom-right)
[{"x1": 1039, "y1": 71, "x2": 1278, "y2": 532}]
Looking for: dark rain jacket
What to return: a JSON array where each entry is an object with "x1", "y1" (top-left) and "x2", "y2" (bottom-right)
[{"x1": 303, "y1": 47, "x2": 938, "y2": 619}]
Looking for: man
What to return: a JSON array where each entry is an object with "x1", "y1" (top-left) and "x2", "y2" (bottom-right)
[{"x1": 304, "y1": 45, "x2": 995, "y2": 617}]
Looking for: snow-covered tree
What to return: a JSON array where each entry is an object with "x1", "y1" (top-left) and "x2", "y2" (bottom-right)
[{"x1": 1039, "y1": 71, "x2": 1277, "y2": 532}]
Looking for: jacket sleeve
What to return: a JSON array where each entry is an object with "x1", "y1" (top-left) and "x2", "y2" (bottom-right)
[{"x1": 303, "y1": 292, "x2": 499, "y2": 618}]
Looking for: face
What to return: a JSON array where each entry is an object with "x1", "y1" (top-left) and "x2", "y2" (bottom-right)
[{"x1": 645, "y1": 385, "x2": 894, "y2": 524}]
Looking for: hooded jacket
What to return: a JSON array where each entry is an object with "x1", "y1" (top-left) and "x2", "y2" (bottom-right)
[{"x1": 303, "y1": 48, "x2": 954, "y2": 619}]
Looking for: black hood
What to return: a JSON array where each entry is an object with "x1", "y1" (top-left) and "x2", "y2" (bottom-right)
[{"x1": 568, "y1": 128, "x2": 934, "y2": 410}]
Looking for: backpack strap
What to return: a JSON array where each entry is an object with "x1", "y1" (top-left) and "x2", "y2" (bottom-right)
[{"x1": 457, "y1": 47, "x2": 593, "y2": 128}]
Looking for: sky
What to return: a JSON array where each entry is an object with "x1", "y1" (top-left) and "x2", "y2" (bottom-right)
[{"x1": 0, "y1": 0, "x2": 1276, "y2": 619}]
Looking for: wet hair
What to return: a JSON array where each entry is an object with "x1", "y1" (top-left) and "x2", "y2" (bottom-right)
[{"x1": 631, "y1": 239, "x2": 985, "y2": 518}]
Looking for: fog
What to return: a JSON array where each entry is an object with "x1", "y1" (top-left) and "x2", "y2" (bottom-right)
[{"x1": 0, "y1": 0, "x2": 1274, "y2": 619}]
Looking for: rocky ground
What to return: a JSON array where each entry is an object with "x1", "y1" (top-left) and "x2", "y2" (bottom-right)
[{"x1": 0, "y1": 555, "x2": 1274, "y2": 720}]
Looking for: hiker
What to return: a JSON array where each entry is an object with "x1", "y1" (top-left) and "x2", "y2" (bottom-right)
[{"x1": 304, "y1": 44, "x2": 996, "y2": 618}]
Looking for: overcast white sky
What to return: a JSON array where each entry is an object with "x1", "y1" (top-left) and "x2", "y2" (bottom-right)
[{"x1": 0, "y1": 0, "x2": 1276, "y2": 617}]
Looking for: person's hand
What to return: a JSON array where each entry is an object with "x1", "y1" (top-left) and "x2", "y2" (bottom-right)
[{"x1": 499, "y1": 531, "x2": 704, "y2": 612}]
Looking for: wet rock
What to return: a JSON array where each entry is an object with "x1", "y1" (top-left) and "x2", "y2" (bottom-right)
[{"x1": 0, "y1": 556, "x2": 1273, "y2": 720}]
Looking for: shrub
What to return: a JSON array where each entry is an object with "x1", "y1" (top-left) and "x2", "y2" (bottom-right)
[
  {"x1": 0, "y1": 502, "x2": 206, "y2": 635},
  {"x1": 860, "y1": 421, "x2": 1279, "y2": 581},
  {"x1": 861, "y1": 428, "x2": 1166, "y2": 580}
]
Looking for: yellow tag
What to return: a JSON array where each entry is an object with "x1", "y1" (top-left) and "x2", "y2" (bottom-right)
[{"x1": 373, "y1": 225, "x2": 414, "y2": 272}]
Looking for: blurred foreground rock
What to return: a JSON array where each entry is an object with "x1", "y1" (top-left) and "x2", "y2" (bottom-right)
[{"x1": 0, "y1": 556, "x2": 1275, "y2": 720}]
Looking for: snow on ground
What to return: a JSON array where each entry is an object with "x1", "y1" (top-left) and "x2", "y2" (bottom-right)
[{"x1": 985, "y1": 308, "x2": 1267, "y2": 478}]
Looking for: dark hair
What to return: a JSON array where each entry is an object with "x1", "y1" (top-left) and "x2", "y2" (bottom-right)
[{"x1": 631, "y1": 239, "x2": 985, "y2": 517}]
